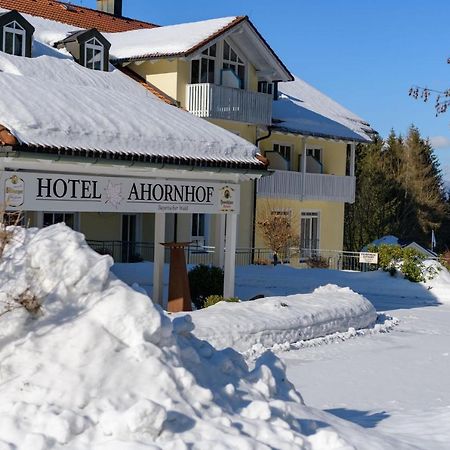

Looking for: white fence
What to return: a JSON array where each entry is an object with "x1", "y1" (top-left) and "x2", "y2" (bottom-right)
[
  {"x1": 257, "y1": 170, "x2": 356, "y2": 203},
  {"x1": 187, "y1": 83, "x2": 273, "y2": 125}
]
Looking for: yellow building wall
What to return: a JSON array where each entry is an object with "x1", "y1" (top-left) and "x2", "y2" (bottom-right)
[
  {"x1": 247, "y1": 64, "x2": 258, "y2": 92},
  {"x1": 177, "y1": 60, "x2": 191, "y2": 108},
  {"x1": 79, "y1": 213, "x2": 121, "y2": 241},
  {"x1": 255, "y1": 197, "x2": 345, "y2": 251},
  {"x1": 208, "y1": 119, "x2": 257, "y2": 144},
  {"x1": 130, "y1": 59, "x2": 179, "y2": 101}
]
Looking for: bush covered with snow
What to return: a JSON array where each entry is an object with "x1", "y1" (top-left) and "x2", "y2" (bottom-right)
[{"x1": 368, "y1": 243, "x2": 437, "y2": 282}]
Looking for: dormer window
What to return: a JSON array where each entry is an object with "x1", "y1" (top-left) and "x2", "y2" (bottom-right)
[
  {"x1": 85, "y1": 37, "x2": 104, "y2": 71},
  {"x1": 0, "y1": 10, "x2": 34, "y2": 58},
  {"x1": 56, "y1": 28, "x2": 111, "y2": 72},
  {"x1": 3, "y1": 21, "x2": 25, "y2": 56}
]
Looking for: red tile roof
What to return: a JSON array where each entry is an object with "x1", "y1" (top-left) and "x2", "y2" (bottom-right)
[{"x1": 0, "y1": 0, "x2": 158, "y2": 32}]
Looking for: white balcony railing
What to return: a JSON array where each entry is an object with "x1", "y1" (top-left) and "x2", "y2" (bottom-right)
[
  {"x1": 257, "y1": 170, "x2": 356, "y2": 203},
  {"x1": 187, "y1": 83, "x2": 272, "y2": 125}
]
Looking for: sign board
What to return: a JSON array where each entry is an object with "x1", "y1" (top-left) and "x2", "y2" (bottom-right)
[
  {"x1": 0, "y1": 172, "x2": 240, "y2": 215},
  {"x1": 359, "y1": 252, "x2": 379, "y2": 264}
]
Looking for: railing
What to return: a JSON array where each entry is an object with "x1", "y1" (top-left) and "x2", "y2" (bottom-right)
[
  {"x1": 87, "y1": 241, "x2": 376, "y2": 272},
  {"x1": 187, "y1": 83, "x2": 273, "y2": 125},
  {"x1": 257, "y1": 170, "x2": 356, "y2": 203}
]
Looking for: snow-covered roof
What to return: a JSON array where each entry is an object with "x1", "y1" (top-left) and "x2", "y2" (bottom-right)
[
  {"x1": 0, "y1": 51, "x2": 261, "y2": 166},
  {"x1": 273, "y1": 76, "x2": 376, "y2": 142},
  {"x1": 106, "y1": 16, "x2": 243, "y2": 61},
  {"x1": 105, "y1": 16, "x2": 293, "y2": 82}
]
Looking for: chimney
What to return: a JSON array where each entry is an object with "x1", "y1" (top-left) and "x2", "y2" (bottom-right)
[{"x1": 96, "y1": 0, "x2": 123, "y2": 17}]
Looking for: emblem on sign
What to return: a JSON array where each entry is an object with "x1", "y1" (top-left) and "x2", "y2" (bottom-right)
[
  {"x1": 5, "y1": 175, "x2": 24, "y2": 208},
  {"x1": 220, "y1": 185, "x2": 235, "y2": 212},
  {"x1": 104, "y1": 181, "x2": 124, "y2": 208}
]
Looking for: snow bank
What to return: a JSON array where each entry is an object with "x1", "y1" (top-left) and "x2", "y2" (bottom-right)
[
  {"x1": 179, "y1": 285, "x2": 377, "y2": 353},
  {"x1": 0, "y1": 225, "x2": 398, "y2": 449}
]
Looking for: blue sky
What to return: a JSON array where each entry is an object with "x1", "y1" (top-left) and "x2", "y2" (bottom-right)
[{"x1": 75, "y1": 0, "x2": 450, "y2": 181}]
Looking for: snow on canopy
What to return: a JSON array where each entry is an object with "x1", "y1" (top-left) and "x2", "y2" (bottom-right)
[
  {"x1": 0, "y1": 50, "x2": 260, "y2": 164},
  {"x1": 274, "y1": 76, "x2": 376, "y2": 142},
  {"x1": 106, "y1": 16, "x2": 243, "y2": 61}
]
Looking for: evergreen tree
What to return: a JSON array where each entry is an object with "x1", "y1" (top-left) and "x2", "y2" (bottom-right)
[{"x1": 345, "y1": 126, "x2": 449, "y2": 251}]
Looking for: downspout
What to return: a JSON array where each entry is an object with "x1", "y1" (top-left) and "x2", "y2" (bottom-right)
[{"x1": 251, "y1": 126, "x2": 272, "y2": 260}]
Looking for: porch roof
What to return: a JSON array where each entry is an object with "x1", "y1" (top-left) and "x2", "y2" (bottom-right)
[
  {"x1": 0, "y1": 49, "x2": 263, "y2": 168},
  {"x1": 274, "y1": 76, "x2": 376, "y2": 142}
]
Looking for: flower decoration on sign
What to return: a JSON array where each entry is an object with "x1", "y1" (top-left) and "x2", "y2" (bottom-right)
[{"x1": 104, "y1": 181, "x2": 123, "y2": 208}]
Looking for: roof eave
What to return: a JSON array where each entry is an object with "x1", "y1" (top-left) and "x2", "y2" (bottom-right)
[{"x1": 271, "y1": 125, "x2": 372, "y2": 143}]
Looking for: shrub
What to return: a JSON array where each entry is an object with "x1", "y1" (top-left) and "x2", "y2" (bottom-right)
[
  {"x1": 439, "y1": 251, "x2": 450, "y2": 271},
  {"x1": 306, "y1": 256, "x2": 329, "y2": 269},
  {"x1": 203, "y1": 295, "x2": 240, "y2": 308},
  {"x1": 188, "y1": 264, "x2": 224, "y2": 310},
  {"x1": 368, "y1": 244, "x2": 429, "y2": 282}
]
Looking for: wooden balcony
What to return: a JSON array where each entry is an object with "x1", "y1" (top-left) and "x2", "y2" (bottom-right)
[
  {"x1": 187, "y1": 83, "x2": 272, "y2": 125},
  {"x1": 257, "y1": 170, "x2": 356, "y2": 203}
]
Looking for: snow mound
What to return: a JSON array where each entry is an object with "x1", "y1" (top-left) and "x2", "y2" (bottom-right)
[
  {"x1": 181, "y1": 284, "x2": 377, "y2": 353},
  {"x1": 0, "y1": 224, "x2": 395, "y2": 449},
  {"x1": 423, "y1": 260, "x2": 450, "y2": 303}
]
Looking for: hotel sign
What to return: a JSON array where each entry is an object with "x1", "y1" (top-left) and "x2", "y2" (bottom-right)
[{"x1": 1, "y1": 172, "x2": 240, "y2": 214}]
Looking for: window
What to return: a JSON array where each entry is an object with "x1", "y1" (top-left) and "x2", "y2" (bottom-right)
[
  {"x1": 43, "y1": 212, "x2": 77, "y2": 230},
  {"x1": 191, "y1": 43, "x2": 216, "y2": 84},
  {"x1": 222, "y1": 40, "x2": 245, "y2": 88},
  {"x1": 3, "y1": 21, "x2": 25, "y2": 56},
  {"x1": 258, "y1": 81, "x2": 273, "y2": 95},
  {"x1": 122, "y1": 214, "x2": 139, "y2": 262},
  {"x1": 273, "y1": 143, "x2": 292, "y2": 162},
  {"x1": 85, "y1": 37, "x2": 104, "y2": 71},
  {"x1": 307, "y1": 148, "x2": 322, "y2": 163},
  {"x1": 300, "y1": 212, "x2": 320, "y2": 257},
  {"x1": 191, "y1": 213, "x2": 206, "y2": 248}
]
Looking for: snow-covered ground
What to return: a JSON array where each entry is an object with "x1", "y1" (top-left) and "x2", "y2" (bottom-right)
[
  {"x1": 2, "y1": 225, "x2": 450, "y2": 449},
  {"x1": 113, "y1": 260, "x2": 450, "y2": 449}
]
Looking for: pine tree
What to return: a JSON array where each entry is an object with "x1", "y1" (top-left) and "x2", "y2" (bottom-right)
[{"x1": 345, "y1": 126, "x2": 449, "y2": 251}]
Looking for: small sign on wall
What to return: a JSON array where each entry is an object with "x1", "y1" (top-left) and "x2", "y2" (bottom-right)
[{"x1": 359, "y1": 252, "x2": 379, "y2": 264}]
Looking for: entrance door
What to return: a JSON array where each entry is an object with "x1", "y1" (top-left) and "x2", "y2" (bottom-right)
[
  {"x1": 300, "y1": 211, "x2": 320, "y2": 258},
  {"x1": 122, "y1": 214, "x2": 138, "y2": 262}
]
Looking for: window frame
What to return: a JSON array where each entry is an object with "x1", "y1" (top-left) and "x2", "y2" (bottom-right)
[
  {"x1": 273, "y1": 142, "x2": 293, "y2": 163},
  {"x1": 2, "y1": 20, "x2": 26, "y2": 56},
  {"x1": 222, "y1": 39, "x2": 246, "y2": 89},
  {"x1": 190, "y1": 43, "x2": 217, "y2": 84},
  {"x1": 84, "y1": 37, "x2": 105, "y2": 71},
  {"x1": 39, "y1": 212, "x2": 80, "y2": 231},
  {"x1": 300, "y1": 210, "x2": 321, "y2": 257},
  {"x1": 190, "y1": 40, "x2": 248, "y2": 89},
  {"x1": 191, "y1": 213, "x2": 207, "y2": 249}
]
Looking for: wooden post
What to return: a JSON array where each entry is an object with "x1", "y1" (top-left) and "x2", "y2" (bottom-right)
[
  {"x1": 223, "y1": 213, "x2": 238, "y2": 298},
  {"x1": 163, "y1": 242, "x2": 192, "y2": 313},
  {"x1": 153, "y1": 213, "x2": 165, "y2": 306}
]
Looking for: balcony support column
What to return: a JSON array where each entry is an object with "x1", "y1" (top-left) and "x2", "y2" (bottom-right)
[
  {"x1": 350, "y1": 142, "x2": 356, "y2": 177},
  {"x1": 213, "y1": 214, "x2": 226, "y2": 268},
  {"x1": 223, "y1": 213, "x2": 238, "y2": 299},
  {"x1": 153, "y1": 213, "x2": 166, "y2": 307},
  {"x1": 301, "y1": 137, "x2": 308, "y2": 201}
]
